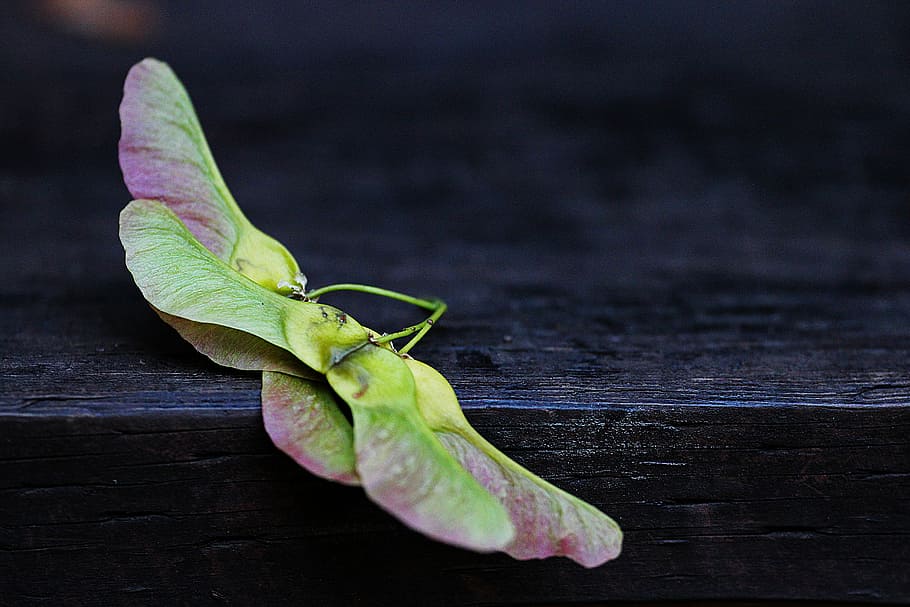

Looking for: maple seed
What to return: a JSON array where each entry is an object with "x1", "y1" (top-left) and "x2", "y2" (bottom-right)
[{"x1": 117, "y1": 56, "x2": 623, "y2": 567}]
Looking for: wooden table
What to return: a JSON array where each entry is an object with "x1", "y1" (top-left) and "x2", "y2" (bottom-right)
[{"x1": 2, "y1": 3, "x2": 908, "y2": 604}]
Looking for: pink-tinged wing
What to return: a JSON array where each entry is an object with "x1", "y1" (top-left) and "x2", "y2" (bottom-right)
[
  {"x1": 119, "y1": 58, "x2": 300, "y2": 291},
  {"x1": 161, "y1": 310, "x2": 360, "y2": 481},
  {"x1": 406, "y1": 359, "x2": 622, "y2": 568},
  {"x1": 262, "y1": 371, "x2": 359, "y2": 485},
  {"x1": 326, "y1": 345, "x2": 514, "y2": 552},
  {"x1": 119, "y1": 58, "x2": 236, "y2": 259}
]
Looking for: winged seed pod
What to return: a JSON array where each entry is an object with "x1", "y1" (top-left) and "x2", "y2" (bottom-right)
[{"x1": 118, "y1": 57, "x2": 622, "y2": 566}]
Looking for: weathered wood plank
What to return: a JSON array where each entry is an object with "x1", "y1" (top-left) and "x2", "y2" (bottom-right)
[
  {"x1": 3, "y1": 2, "x2": 910, "y2": 604},
  {"x1": 5, "y1": 283, "x2": 910, "y2": 413},
  {"x1": 2, "y1": 404, "x2": 908, "y2": 604}
]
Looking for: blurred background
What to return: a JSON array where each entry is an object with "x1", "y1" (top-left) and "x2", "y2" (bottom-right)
[{"x1": 2, "y1": 0, "x2": 910, "y2": 312}]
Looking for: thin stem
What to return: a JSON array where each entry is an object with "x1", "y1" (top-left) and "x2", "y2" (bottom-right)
[
  {"x1": 304, "y1": 282, "x2": 447, "y2": 354},
  {"x1": 399, "y1": 300, "x2": 447, "y2": 354},
  {"x1": 372, "y1": 324, "x2": 423, "y2": 345},
  {"x1": 306, "y1": 283, "x2": 438, "y2": 311}
]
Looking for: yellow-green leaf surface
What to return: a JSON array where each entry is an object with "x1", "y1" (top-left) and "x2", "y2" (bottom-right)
[
  {"x1": 406, "y1": 359, "x2": 623, "y2": 567},
  {"x1": 119, "y1": 58, "x2": 299, "y2": 292},
  {"x1": 155, "y1": 309, "x2": 318, "y2": 378},
  {"x1": 327, "y1": 346, "x2": 515, "y2": 552},
  {"x1": 120, "y1": 198, "x2": 368, "y2": 374}
]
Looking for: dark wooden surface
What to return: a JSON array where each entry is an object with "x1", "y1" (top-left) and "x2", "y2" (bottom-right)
[{"x1": 2, "y1": 3, "x2": 910, "y2": 605}]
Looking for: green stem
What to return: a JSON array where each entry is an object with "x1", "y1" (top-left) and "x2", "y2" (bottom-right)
[
  {"x1": 399, "y1": 300, "x2": 447, "y2": 354},
  {"x1": 306, "y1": 283, "x2": 438, "y2": 310},
  {"x1": 305, "y1": 283, "x2": 447, "y2": 354}
]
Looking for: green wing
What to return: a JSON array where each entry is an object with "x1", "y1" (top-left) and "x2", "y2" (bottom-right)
[
  {"x1": 328, "y1": 346, "x2": 515, "y2": 552},
  {"x1": 406, "y1": 359, "x2": 622, "y2": 567},
  {"x1": 119, "y1": 199, "x2": 369, "y2": 374},
  {"x1": 155, "y1": 309, "x2": 317, "y2": 378}
]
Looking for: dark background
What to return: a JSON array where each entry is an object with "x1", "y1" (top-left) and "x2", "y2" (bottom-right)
[
  {"x1": 2, "y1": 2, "x2": 910, "y2": 605},
  {"x1": 3, "y1": 1, "x2": 910, "y2": 297}
]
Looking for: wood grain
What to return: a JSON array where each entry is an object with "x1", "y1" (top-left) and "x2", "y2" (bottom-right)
[{"x1": 2, "y1": 3, "x2": 910, "y2": 604}]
